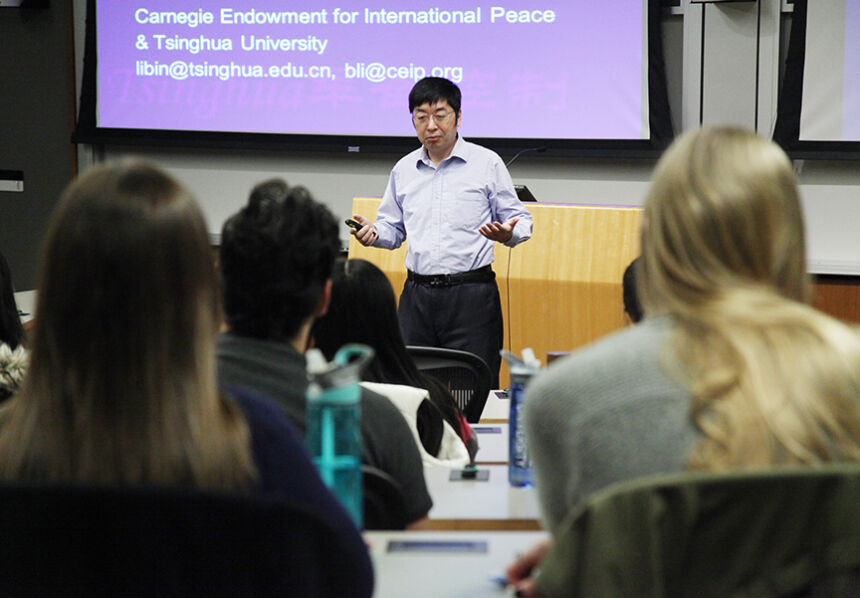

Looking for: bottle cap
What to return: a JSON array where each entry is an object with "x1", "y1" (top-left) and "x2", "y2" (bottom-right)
[
  {"x1": 305, "y1": 348, "x2": 329, "y2": 375},
  {"x1": 500, "y1": 348, "x2": 541, "y2": 375},
  {"x1": 305, "y1": 344, "x2": 375, "y2": 391}
]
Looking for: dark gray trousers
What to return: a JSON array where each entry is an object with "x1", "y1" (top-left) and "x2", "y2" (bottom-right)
[{"x1": 398, "y1": 279, "x2": 503, "y2": 389}]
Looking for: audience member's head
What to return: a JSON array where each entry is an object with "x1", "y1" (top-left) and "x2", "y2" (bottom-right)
[
  {"x1": 622, "y1": 257, "x2": 643, "y2": 324},
  {"x1": 640, "y1": 126, "x2": 809, "y2": 315},
  {"x1": 312, "y1": 258, "x2": 468, "y2": 447},
  {"x1": 219, "y1": 179, "x2": 341, "y2": 344},
  {"x1": 0, "y1": 250, "x2": 24, "y2": 350},
  {"x1": 0, "y1": 160, "x2": 254, "y2": 487},
  {"x1": 641, "y1": 127, "x2": 860, "y2": 469},
  {"x1": 313, "y1": 258, "x2": 415, "y2": 382}
]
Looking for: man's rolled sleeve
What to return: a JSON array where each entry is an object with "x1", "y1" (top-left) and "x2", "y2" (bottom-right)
[
  {"x1": 505, "y1": 217, "x2": 533, "y2": 248},
  {"x1": 488, "y1": 158, "x2": 533, "y2": 248}
]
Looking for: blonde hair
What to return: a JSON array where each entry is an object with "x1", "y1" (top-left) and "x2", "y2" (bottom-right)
[
  {"x1": 0, "y1": 161, "x2": 255, "y2": 488},
  {"x1": 640, "y1": 127, "x2": 860, "y2": 469}
]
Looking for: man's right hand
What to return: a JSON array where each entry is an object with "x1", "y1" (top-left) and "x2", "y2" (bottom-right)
[{"x1": 350, "y1": 214, "x2": 378, "y2": 247}]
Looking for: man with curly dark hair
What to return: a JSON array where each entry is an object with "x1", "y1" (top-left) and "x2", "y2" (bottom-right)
[{"x1": 217, "y1": 179, "x2": 432, "y2": 529}]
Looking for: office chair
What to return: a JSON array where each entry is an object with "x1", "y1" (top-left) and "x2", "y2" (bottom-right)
[
  {"x1": 535, "y1": 465, "x2": 860, "y2": 598},
  {"x1": 362, "y1": 465, "x2": 410, "y2": 530},
  {"x1": 0, "y1": 484, "x2": 369, "y2": 598},
  {"x1": 406, "y1": 345, "x2": 492, "y2": 423}
]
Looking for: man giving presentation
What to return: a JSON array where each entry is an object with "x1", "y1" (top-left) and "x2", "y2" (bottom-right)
[{"x1": 351, "y1": 77, "x2": 533, "y2": 387}]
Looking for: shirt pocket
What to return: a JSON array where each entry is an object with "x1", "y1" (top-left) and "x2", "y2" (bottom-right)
[{"x1": 445, "y1": 183, "x2": 489, "y2": 231}]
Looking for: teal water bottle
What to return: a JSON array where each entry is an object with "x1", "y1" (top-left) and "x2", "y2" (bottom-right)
[
  {"x1": 501, "y1": 348, "x2": 541, "y2": 488},
  {"x1": 305, "y1": 344, "x2": 373, "y2": 528}
]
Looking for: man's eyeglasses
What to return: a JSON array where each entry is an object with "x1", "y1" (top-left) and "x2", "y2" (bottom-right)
[{"x1": 412, "y1": 110, "x2": 454, "y2": 126}]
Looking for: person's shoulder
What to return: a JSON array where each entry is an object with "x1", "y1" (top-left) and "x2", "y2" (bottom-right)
[
  {"x1": 392, "y1": 145, "x2": 426, "y2": 170},
  {"x1": 358, "y1": 387, "x2": 422, "y2": 457},
  {"x1": 225, "y1": 387, "x2": 314, "y2": 493},
  {"x1": 563, "y1": 316, "x2": 672, "y2": 367},
  {"x1": 216, "y1": 331, "x2": 264, "y2": 362},
  {"x1": 458, "y1": 137, "x2": 503, "y2": 163},
  {"x1": 359, "y1": 386, "x2": 411, "y2": 420},
  {"x1": 215, "y1": 330, "x2": 242, "y2": 353},
  {"x1": 359, "y1": 386, "x2": 433, "y2": 522},
  {"x1": 228, "y1": 388, "x2": 297, "y2": 437},
  {"x1": 527, "y1": 317, "x2": 675, "y2": 409}
]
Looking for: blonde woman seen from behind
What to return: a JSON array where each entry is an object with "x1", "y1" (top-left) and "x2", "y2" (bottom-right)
[
  {"x1": 639, "y1": 127, "x2": 860, "y2": 470},
  {"x1": 507, "y1": 127, "x2": 860, "y2": 597}
]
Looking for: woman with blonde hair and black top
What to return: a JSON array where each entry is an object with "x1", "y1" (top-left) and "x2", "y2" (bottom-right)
[
  {"x1": 507, "y1": 127, "x2": 860, "y2": 596},
  {"x1": 0, "y1": 161, "x2": 372, "y2": 595}
]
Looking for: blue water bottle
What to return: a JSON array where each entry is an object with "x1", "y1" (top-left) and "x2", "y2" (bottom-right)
[
  {"x1": 502, "y1": 348, "x2": 541, "y2": 487},
  {"x1": 305, "y1": 344, "x2": 373, "y2": 528}
]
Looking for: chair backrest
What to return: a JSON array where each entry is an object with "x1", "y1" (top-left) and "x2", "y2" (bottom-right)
[
  {"x1": 536, "y1": 465, "x2": 860, "y2": 598},
  {"x1": 0, "y1": 484, "x2": 368, "y2": 598},
  {"x1": 362, "y1": 465, "x2": 409, "y2": 530},
  {"x1": 406, "y1": 345, "x2": 492, "y2": 423}
]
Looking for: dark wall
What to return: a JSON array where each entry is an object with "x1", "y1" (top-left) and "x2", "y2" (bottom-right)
[{"x1": 0, "y1": 0, "x2": 76, "y2": 290}]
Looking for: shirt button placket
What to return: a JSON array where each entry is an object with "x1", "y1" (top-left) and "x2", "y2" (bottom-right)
[{"x1": 432, "y1": 167, "x2": 442, "y2": 270}]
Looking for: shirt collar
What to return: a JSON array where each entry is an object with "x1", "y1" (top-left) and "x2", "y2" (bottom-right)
[{"x1": 417, "y1": 135, "x2": 468, "y2": 168}]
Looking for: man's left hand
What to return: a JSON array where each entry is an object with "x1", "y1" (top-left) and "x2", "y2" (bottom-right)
[{"x1": 479, "y1": 217, "x2": 519, "y2": 243}]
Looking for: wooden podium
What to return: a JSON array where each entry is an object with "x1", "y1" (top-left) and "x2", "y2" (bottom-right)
[{"x1": 347, "y1": 198, "x2": 641, "y2": 386}]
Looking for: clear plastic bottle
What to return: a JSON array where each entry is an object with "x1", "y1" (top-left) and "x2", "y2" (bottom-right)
[
  {"x1": 502, "y1": 348, "x2": 541, "y2": 487},
  {"x1": 305, "y1": 344, "x2": 373, "y2": 528}
]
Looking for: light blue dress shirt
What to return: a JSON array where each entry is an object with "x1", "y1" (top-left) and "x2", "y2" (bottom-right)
[{"x1": 373, "y1": 136, "x2": 533, "y2": 275}]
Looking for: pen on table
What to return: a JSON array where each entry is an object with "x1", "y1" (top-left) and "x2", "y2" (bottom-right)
[{"x1": 489, "y1": 574, "x2": 508, "y2": 588}]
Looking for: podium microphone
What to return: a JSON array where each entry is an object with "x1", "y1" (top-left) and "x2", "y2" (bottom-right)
[{"x1": 505, "y1": 146, "x2": 546, "y2": 169}]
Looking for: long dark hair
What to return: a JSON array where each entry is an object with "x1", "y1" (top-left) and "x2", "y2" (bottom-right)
[
  {"x1": 0, "y1": 161, "x2": 254, "y2": 488},
  {"x1": 0, "y1": 250, "x2": 24, "y2": 349},
  {"x1": 312, "y1": 258, "x2": 463, "y2": 434}
]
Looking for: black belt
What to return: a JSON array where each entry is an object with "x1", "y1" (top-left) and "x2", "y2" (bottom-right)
[{"x1": 407, "y1": 265, "x2": 495, "y2": 287}]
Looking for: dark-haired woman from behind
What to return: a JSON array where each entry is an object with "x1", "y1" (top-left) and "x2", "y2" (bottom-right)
[
  {"x1": 0, "y1": 250, "x2": 27, "y2": 402},
  {"x1": 0, "y1": 161, "x2": 372, "y2": 596},
  {"x1": 313, "y1": 258, "x2": 478, "y2": 464}
]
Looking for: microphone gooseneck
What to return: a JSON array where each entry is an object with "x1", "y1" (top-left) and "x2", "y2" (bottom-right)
[{"x1": 505, "y1": 146, "x2": 547, "y2": 169}]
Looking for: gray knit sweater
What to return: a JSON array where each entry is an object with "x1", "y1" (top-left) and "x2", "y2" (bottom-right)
[{"x1": 524, "y1": 316, "x2": 701, "y2": 532}]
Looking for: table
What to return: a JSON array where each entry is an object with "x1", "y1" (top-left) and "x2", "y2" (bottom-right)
[
  {"x1": 473, "y1": 423, "x2": 508, "y2": 465},
  {"x1": 423, "y1": 465, "x2": 541, "y2": 530},
  {"x1": 365, "y1": 530, "x2": 549, "y2": 598},
  {"x1": 480, "y1": 390, "x2": 510, "y2": 422}
]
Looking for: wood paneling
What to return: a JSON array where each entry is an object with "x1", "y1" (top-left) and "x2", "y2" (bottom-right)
[
  {"x1": 424, "y1": 518, "x2": 541, "y2": 531},
  {"x1": 506, "y1": 204, "x2": 641, "y2": 368},
  {"x1": 813, "y1": 275, "x2": 860, "y2": 323}
]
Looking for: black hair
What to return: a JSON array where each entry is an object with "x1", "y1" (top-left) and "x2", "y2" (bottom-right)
[
  {"x1": 623, "y1": 257, "x2": 644, "y2": 323},
  {"x1": 0, "y1": 250, "x2": 24, "y2": 349},
  {"x1": 312, "y1": 258, "x2": 464, "y2": 435},
  {"x1": 219, "y1": 179, "x2": 341, "y2": 342},
  {"x1": 408, "y1": 77, "x2": 461, "y2": 115}
]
